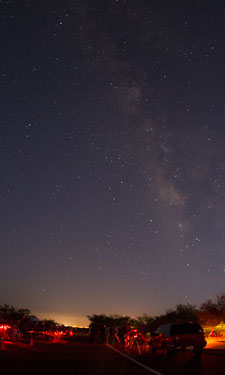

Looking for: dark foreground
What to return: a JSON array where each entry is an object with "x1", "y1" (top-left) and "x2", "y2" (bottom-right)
[{"x1": 1, "y1": 338, "x2": 225, "y2": 375}]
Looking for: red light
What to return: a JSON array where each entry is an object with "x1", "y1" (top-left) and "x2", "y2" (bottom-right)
[{"x1": 0, "y1": 325, "x2": 11, "y2": 331}]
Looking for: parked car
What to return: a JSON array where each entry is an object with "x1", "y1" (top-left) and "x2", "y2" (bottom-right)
[{"x1": 150, "y1": 323, "x2": 207, "y2": 358}]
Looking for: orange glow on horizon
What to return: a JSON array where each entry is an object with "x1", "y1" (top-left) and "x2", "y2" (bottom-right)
[{"x1": 34, "y1": 311, "x2": 89, "y2": 328}]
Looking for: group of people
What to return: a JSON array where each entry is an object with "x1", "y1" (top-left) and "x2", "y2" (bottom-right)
[{"x1": 89, "y1": 324, "x2": 150, "y2": 353}]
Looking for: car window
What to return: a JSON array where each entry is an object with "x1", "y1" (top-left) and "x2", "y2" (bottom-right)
[{"x1": 171, "y1": 324, "x2": 203, "y2": 335}]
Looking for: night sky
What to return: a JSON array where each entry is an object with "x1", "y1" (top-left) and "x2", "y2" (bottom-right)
[{"x1": 1, "y1": 0, "x2": 225, "y2": 326}]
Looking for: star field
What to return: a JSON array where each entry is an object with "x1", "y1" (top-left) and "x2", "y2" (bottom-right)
[{"x1": 1, "y1": 0, "x2": 225, "y2": 325}]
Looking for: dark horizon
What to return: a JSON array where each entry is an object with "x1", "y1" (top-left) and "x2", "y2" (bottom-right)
[{"x1": 2, "y1": 291, "x2": 224, "y2": 328}]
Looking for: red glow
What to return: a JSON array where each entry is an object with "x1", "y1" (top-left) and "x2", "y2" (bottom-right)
[{"x1": 0, "y1": 325, "x2": 11, "y2": 330}]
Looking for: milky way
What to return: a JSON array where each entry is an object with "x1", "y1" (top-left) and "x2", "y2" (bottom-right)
[{"x1": 1, "y1": 0, "x2": 225, "y2": 325}]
